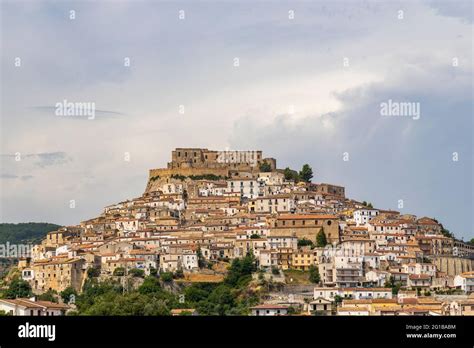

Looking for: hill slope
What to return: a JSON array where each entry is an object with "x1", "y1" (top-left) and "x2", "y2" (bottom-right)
[{"x1": 0, "y1": 222, "x2": 62, "y2": 245}]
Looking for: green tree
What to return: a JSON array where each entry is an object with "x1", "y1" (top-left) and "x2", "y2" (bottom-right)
[
  {"x1": 207, "y1": 285, "x2": 235, "y2": 315},
  {"x1": 309, "y1": 265, "x2": 320, "y2": 284},
  {"x1": 138, "y1": 276, "x2": 162, "y2": 295},
  {"x1": 225, "y1": 253, "x2": 257, "y2": 287},
  {"x1": 441, "y1": 226, "x2": 453, "y2": 238},
  {"x1": 316, "y1": 229, "x2": 328, "y2": 247},
  {"x1": 60, "y1": 287, "x2": 77, "y2": 304},
  {"x1": 299, "y1": 164, "x2": 313, "y2": 183},
  {"x1": 196, "y1": 247, "x2": 207, "y2": 268},
  {"x1": 297, "y1": 238, "x2": 314, "y2": 248},
  {"x1": 37, "y1": 290, "x2": 58, "y2": 303},
  {"x1": 259, "y1": 162, "x2": 272, "y2": 172},
  {"x1": 470, "y1": 238, "x2": 474, "y2": 245},
  {"x1": 129, "y1": 268, "x2": 145, "y2": 278},
  {"x1": 160, "y1": 272, "x2": 173, "y2": 282},
  {"x1": 4, "y1": 277, "x2": 32, "y2": 299},
  {"x1": 113, "y1": 267, "x2": 125, "y2": 276},
  {"x1": 283, "y1": 167, "x2": 299, "y2": 182},
  {"x1": 87, "y1": 267, "x2": 100, "y2": 278},
  {"x1": 174, "y1": 268, "x2": 184, "y2": 279}
]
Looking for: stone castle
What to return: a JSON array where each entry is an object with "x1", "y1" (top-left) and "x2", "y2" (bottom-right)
[{"x1": 148, "y1": 148, "x2": 277, "y2": 180}]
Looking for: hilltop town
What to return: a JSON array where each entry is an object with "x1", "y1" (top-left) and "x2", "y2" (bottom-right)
[{"x1": 2, "y1": 148, "x2": 473, "y2": 316}]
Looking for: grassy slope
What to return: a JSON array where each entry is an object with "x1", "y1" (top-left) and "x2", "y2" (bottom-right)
[{"x1": 0, "y1": 222, "x2": 62, "y2": 245}]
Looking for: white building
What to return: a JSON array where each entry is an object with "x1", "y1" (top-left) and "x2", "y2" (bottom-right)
[
  {"x1": 252, "y1": 195, "x2": 295, "y2": 213},
  {"x1": 0, "y1": 298, "x2": 69, "y2": 316},
  {"x1": 353, "y1": 209, "x2": 379, "y2": 226},
  {"x1": 250, "y1": 304, "x2": 289, "y2": 316},
  {"x1": 454, "y1": 272, "x2": 474, "y2": 293},
  {"x1": 227, "y1": 178, "x2": 260, "y2": 199}
]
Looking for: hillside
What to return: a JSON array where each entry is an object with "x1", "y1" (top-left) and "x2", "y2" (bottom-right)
[{"x1": 0, "y1": 222, "x2": 62, "y2": 245}]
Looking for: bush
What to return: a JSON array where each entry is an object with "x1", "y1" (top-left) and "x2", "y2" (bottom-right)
[
  {"x1": 174, "y1": 269, "x2": 184, "y2": 279},
  {"x1": 113, "y1": 267, "x2": 125, "y2": 276},
  {"x1": 37, "y1": 290, "x2": 58, "y2": 303},
  {"x1": 259, "y1": 162, "x2": 272, "y2": 172},
  {"x1": 316, "y1": 229, "x2": 328, "y2": 247},
  {"x1": 160, "y1": 272, "x2": 173, "y2": 282},
  {"x1": 309, "y1": 265, "x2": 320, "y2": 284},
  {"x1": 138, "y1": 276, "x2": 162, "y2": 295},
  {"x1": 60, "y1": 287, "x2": 78, "y2": 304},
  {"x1": 297, "y1": 238, "x2": 314, "y2": 247},
  {"x1": 271, "y1": 267, "x2": 280, "y2": 275},
  {"x1": 4, "y1": 276, "x2": 32, "y2": 299},
  {"x1": 87, "y1": 267, "x2": 100, "y2": 278},
  {"x1": 129, "y1": 268, "x2": 145, "y2": 278}
]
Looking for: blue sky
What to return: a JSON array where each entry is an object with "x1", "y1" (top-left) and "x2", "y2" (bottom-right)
[{"x1": 0, "y1": 0, "x2": 472, "y2": 240}]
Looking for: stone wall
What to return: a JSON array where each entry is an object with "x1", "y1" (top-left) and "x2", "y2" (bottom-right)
[{"x1": 431, "y1": 256, "x2": 474, "y2": 276}]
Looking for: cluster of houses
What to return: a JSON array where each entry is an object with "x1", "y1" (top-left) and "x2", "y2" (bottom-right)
[{"x1": 11, "y1": 148, "x2": 474, "y2": 316}]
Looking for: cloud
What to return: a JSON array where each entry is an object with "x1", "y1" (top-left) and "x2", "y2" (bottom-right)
[
  {"x1": 0, "y1": 1, "x2": 472, "y2": 240},
  {"x1": 1, "y1": 152, "x2": 72, "y2": 168},
  {"x1": 428, "y1": 0, "x2": 473, "y2": 23}
]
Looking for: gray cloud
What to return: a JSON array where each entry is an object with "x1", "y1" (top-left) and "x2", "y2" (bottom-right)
[
  {"x1": 0, "y1": 1, "x2": 472, "y2": 240},
  {"x1": 1, "y1": 152, "x2": 72, "y2": 168}
]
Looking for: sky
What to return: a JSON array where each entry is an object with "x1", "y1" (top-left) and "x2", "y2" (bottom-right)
[{"x1": 0, "y1": 0, "x2": 472, "y2": 240}]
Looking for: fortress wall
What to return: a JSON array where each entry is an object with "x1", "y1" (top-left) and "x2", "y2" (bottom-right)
[
  {"x1": 432, "y1": 256, "x2": 474, "y2": 276},
  {"x1": 149, "y1": 167, "x2": 230, "y2": 179}
]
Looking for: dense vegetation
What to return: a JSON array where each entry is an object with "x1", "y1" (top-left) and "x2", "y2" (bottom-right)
[
  {"x1": 66, "y1": 253, "x2": 260, "y2": 316},
  {"x1": 2, "y1": 276, "x2": 33, "y2": 299},
  {"x1": 283, "y1": 164, "x2": 314, "y2": 183},
  {"x1": 297, "y1": 238, "x2": 314, "y2": 248},
  {"x1": 0, "y1": 223, "x2": 61, "y2": 245}
]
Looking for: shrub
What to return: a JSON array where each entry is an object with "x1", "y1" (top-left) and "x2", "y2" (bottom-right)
[
  {"x1": 174, "y1": 269, "x2": 184, "y2": 279},
  {"x1": 60, "y1": 287, "x2": 78, "y2": 304},
  {"x1": 309, "y1": 265, "x2": 320, "y2": 284},
  {"x1": 4, "y1": 277, "x2": 32, "y2": 299},
  {"x1": 113, "y1": 267, "x2": 125, "y2": 276},
  {"x1": 37, "y1": 290, "x2": 58, "y2": 303},
  {"x1": 87, "y1": 267, "x2": 100, "y2": 278},
  {"x1": 160, "y1": 272, "x2": 173, "y2": 282},
  {"x1": 129, "y1": 268, "x2": 145, "y2": 278}
]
